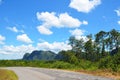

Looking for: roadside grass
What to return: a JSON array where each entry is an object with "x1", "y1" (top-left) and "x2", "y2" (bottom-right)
[{"x1": 0, "y1": 69, "x2": 18, "y2": 80}]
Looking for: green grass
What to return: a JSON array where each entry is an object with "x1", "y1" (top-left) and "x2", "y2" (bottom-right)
[{"x1": 0, "y1": 69, "x2": 18, "y2": 80}]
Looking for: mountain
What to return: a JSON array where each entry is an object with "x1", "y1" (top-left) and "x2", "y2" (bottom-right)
[{"x1": 23, "y1": 50, "x2": 56, "y2": 60}]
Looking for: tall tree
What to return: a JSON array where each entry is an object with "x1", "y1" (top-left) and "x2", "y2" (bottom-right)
[
  {"x1": 69, "y1": 36, "x2": 84, "y2": 58},
  {"x1": 108, "y1": 29, "x2": 120, "y2": 50},
  {"x1": 95, "y1": 31, "x2": 107, "y2": 57},
  {"x1": 75, "y1": 39, "x2": 84, "y2": 58},
  {"x1": 69, "y1": 36, "x2": 76, "y2": 51},
  {"x1": 84, "y1": 34, "x2": 94, "y2": 61}
]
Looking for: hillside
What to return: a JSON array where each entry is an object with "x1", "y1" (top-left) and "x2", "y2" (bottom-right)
[{"x1": 23, "y1": 50, "x2": 56, "y2": 60}]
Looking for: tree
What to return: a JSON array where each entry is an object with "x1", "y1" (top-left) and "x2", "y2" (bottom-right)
[
  {"x1": 84, "y1": 34, "x2": 94, "y2": 61},
  {"x1": 69, "y1": 36, "x2": 76, "y2": 51},
  {"x1": 57, "y1": 50, "x2": 78, "y2": 64},
  {"x1": 95, "y1": 31, "x2": 107, "y2": 57},
  {"x1": 68, "y1": 29, "x2": 120, "y2": 61},
  {"x1": 69, "y1": 36, "x2": 84, "y2": 59},
  {"x1": 74, "y1": 39, "x2": 84, "y2": 58},
  {"x1": 108, "y1": 29, "x2": 120, "y2": 50}
]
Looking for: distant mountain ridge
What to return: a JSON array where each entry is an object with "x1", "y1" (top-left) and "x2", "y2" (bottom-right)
[{"x1": 23, "y1": 50, "x2": 56, "y2": 60}]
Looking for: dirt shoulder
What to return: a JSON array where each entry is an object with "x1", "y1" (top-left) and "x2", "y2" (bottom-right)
[{"x1": 75, "y1": 70, "x2": 120, "y2": 80}]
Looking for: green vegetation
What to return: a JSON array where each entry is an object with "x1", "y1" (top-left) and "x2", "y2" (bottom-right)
[
  {"x1": 0, "y1": 69, "x2": 18, "y2": 80},
  {"x1": 0, "y1": 60, "x2": 97, "y2": 70},
  {"x1": 99, "y1": 52, "x2": 120, "y2": 72}
]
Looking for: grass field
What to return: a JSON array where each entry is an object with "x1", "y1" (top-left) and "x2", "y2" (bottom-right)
[{"x1": 0, "y1": 69, "x2": 18, "y2": 80}]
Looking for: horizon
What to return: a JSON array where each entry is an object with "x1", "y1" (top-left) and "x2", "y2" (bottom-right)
[{"x1": 0, "y1": 0, "x2": 120, "y2": 59}]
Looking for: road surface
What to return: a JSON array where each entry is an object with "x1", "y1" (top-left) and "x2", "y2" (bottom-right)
[{"x1": 5, "y1": 67, "x2": 114, "y2": 80}]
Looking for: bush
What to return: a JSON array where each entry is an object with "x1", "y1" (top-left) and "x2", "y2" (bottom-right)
[
  {"x1": 99, "y1": 52, "x2": 120, "y2": 72},
  {"x1": 77, "y1": 59, "x2": 98, "y2": 70},
  {"x1": 50, "y1": 61, "x2": 76, "y2": 69}
]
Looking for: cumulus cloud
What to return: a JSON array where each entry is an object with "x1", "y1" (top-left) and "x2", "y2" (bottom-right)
[
  {"x1": 37, "y1": 12, "x2": 87, "y2": 35},
  {"x1": 0, "y1": 35, "x2": 5, "y2": 44},
  {"x1": 7, "y1": 27, "x2": 24, "y2": 33},
  {"x1": 115, "y1": 9, "x2": 120, "y2": 16},
  {"x1": 118, "y1": 21, "x2": 120, "y2": 25},
  {"x1": 37, "y1": 25, "x2": 53, "y2": 35},
  {"x1": 37, "y1": 41, "x2": 72, "y2": 53},
  {"x1": 69, "y1": 0, "x2": 101, "y2": 13},
  {"x1": 69, "y1": 28, "x2": 85, "y2": 36},
  {"x1": 59, "y1": 13, "x2": 81, "y2": 27},
  {"x1": 69, "y1": 28, "x2": 88, "y2": 41},
  {"x1": 17, "y1": 34, "x2": 33, "y2": 43},
  {"x1": 0, "y1": 45, "x2": 36, "y2": 55}
]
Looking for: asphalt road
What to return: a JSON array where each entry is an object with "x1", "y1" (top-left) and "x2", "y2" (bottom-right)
[{"x1": 5, "y1": 67, "x2": 114, "y2": 80}]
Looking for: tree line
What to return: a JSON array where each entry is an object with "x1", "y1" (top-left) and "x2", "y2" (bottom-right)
[
  {"x1": 55, "y1": 29, "x2": 120, "y2": 72},
  {"x1": 66, "y1": 29, "x2": 120, "y2": 61}
]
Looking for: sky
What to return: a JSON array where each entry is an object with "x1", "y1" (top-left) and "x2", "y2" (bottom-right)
[{"x1": 0, "y1": 0, "x2": 120, "y2": 59}]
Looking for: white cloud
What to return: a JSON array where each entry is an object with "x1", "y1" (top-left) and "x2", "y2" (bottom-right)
[
  {"x1": 118, "y1": 21, "x2": 120, "y2": 25},
  {"x1": 38, "y1": 38, "x2": 46, "y2": 42},
  {"x1": 83, "y1": 20, "x2": 88, "y2": 25},
  {"x1": 37, "y1": 12, "x2": 87, "y2": 35},
  {"x1": 17, "y1": 34, "x2": 33, "y2": 43},
  {"x1": 69, "y1": 0, "x2": 101, "y2": 13},
  {"x1": 0, "y1": 0, "x2": 2, "y2": 5},
  {"x1": 0, "y1": 41, "x2": 71, "y2": 55},
  {"x1": 7, "y1": 27, "x2": 24, "y2": 33},
  {"x1": 8, "y1": 27, "x2": 18, "y2": 32},
  {"x1": 0, "y1": 35, "x2": 5, "y2": 44},
  {"x1": 37, "y1": 25, "x2": 53, "y2": 35},
  {"x1": 69, "y1": 28, "x2": 88, "y2": 41},
  {"x1": 37, "y1": 41, "x2": 72, "y2": 53},
  {"x1": 75, "y1": 36, "x2": 88, "y2": 42},
  {"x1": 115, "y1": 9, "x2": 120, "y2": 16},
  {"x1": 0, "y1": 45, "x2": 36, "y2": 55},
  {"x1": 69, "y1": 28, "x2": 85, "y2": 36},
  {"x1": 37, "y1": 12, "x2": 60, "y2": 27},
  {"x1": 59, "y1": 13, "x2": 81, "y2": 27}
]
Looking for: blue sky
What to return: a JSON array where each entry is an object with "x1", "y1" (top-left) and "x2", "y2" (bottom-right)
[{"x1": 0, "y1": 0, "x2": 120, "y2": 59}]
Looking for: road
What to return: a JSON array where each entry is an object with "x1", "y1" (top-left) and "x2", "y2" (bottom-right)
[{"x1": 5, "y1": 67, "x2": 114, "y2": 80}]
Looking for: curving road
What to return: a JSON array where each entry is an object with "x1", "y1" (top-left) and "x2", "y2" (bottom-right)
[{"x1": 5, "y1": 67, "x2": 114, "y2": 80}]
